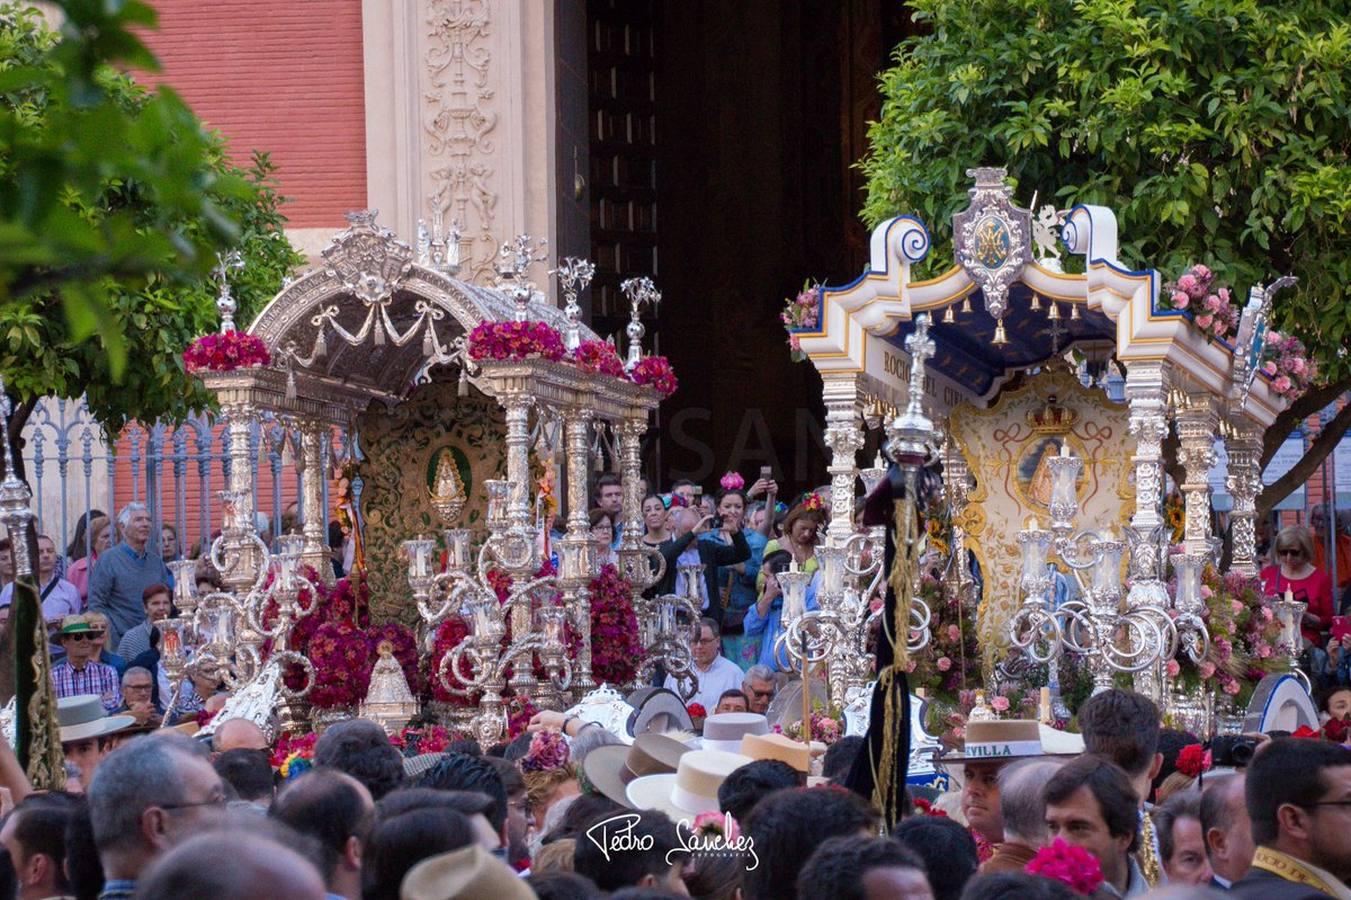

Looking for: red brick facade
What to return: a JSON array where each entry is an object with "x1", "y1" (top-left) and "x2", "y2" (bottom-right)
[{"x1": 136, "y1": 0, "x2": 368, "y2": 229}]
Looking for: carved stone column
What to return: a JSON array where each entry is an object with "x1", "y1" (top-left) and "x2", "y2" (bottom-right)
[
  {"x1": 1176, "y1": 395, "x2": 1220, "y2": 556},
  {"x1": 1225, "y1": 425, "x2": 1263, "y2": 577},
  {"x1": 297, "y1": 421, "x2": 331, "y2": 582},
  {"x1": 561, "y1": 409, "x2": 595, "y2": 697},
  {"x1": 822, "y1": 376, "x2": 863, "y2": 547}
]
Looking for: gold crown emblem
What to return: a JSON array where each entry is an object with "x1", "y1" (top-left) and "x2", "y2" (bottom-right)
[{"x1": 1026, "y1": 396, "x2": 1078, "y2": 434}]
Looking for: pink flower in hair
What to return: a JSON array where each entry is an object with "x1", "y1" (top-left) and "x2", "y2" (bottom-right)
[{"x1": 720, "y1": 472, "x2": 746, "y2": 492}]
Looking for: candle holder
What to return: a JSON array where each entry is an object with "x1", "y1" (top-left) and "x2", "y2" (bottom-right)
[
  {"x1": 1271, "y1": 594, "x2": 1310, "y2": 691},
  {"x1": 636, "y1": 563, "x2": 705, "y2": 699}
]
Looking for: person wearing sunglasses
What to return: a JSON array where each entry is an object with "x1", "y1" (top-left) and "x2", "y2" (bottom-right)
[
  {"x1": 50, "y1": 615, "x2": 123, "y2": 714},
  {"x1": 1261, "y1": 526, "x2": 1335, "y2": 664}
]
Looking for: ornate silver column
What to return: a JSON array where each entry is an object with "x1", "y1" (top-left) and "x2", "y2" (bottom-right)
[
  {"x1": 1225, "y1": 424, "x2": 1263, "y2": 577},
  {"x1": 560, "y1": 408, "x2": 595, "y2": 697},
  {"x1": 218, "y1": 397, "x2": 262, "y2": 592},
  {"x1": 1176, "y1": 394, "x2": 1220, "y2": 556},
  {"x1": 822, "y1": 376, "x2": 863, "y2": 547},
  {"x1": 1123, "y1": 361, "x2": 1170, "y2": 701},
  {"x1": 297, "y1": 420, "x2": 331, "y2": 581},
  {"x1": 501, "y1": 396, "x2": 537, "y2": 697}
]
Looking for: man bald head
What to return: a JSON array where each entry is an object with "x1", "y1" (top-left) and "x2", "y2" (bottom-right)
[
  {"x1": 212, "y1": 718, "x2": 268, "y2": 754},
  {"x1": 135, "y1": 831, "x2": 325, "y2": 900}
]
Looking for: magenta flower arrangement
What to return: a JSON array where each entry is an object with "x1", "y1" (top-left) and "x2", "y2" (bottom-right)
[
  {"x1": 521, "y1": 730, "x2": 570, "y2": 773},
  {"x1": 1160, "y1": 264, "x2": 1238, "y2": 342},
  {"x1": 588, "y1": 563, "x2": 644, "y2": 686},
  {"x1": 426, "y1": 617, "x2": 478, "y2": 706},
  {"x1": 467, "y1": 320, "x2": 566, "y2": 362},
  {"x1": 572, "y1": 339, "x2": 626, "y2": 377},
  {"x1": 183, "y1": 330, "x2": 271, "y2": 373},
  {"x1": 628, "y1": 355, "x2": 678, "y2": 397},
  {"x1": 1261, "y1": 328, "x2": 1315, "y2": 398},
  {"x1": 305, "y1": 620, "x2": 374, "y2": 709},
  {"x1": 1025, "y1": 838, "x2": 1104, "y2": 895}
]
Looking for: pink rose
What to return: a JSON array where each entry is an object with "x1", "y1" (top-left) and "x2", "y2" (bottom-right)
[
  {"x1": 936, "y1": 656, "x2": 952, "y2": 672},
  {"x1": 1217, "y1": 287, "x2": 1230, "y2": 302},
  {"x1": 1266, "y1": 329, "x2": 1282, "y2": 344},
  {"x1": 1231, "y1": 599, "x2": 1243, "y2": 614},
  {"x1": 1257, "y1": 643, "x2": 1272, "y2": 659},
  {"x1": 1200, "y1": 585, "x2": 1213, "y2": 599},
  {"x1": 1261, "y1": 607, "x2": 1274, "y2": 622},
  {"x1": 1173, "y1": 294, "x2": 1190, "y2": 309},
  {"x1": 1263, "y1": 361, "x2": 1278, "y2": 375},
  {"x1": 1223, "y1": 679, "x2": 1241, "y2": 696},
  {"x1": 1205, "y1": 294, "x2": 1221, "y2": 311},
  {"x1": 991, "y1": 696, "x2": 1010, "y2": 712},
  {"x1": 1193, "y1": 265, "x2": 1212, "y2": 280},
  {"x1": 1165, "y1": 660, "x2": 1181, "y2": 677},
  {"x1": 1290, "y1": 357, "x2": 1306, "y2": 375},
  {"x1": 1274, "y1": 375, "x2": 1292, "y2": 394},
  {"x1": 1198, "y1": 661, "x2": 1217, "y2": 679},
  {"x1": 1178, "y1": 274, "x2": 1198, "y2": 293},
  {"x1": 1196, "y1": 314, "x2": 1214, "y2": 329},
  {"x1": 948, "y1": 624, "x2": 961, "y2": 642}
]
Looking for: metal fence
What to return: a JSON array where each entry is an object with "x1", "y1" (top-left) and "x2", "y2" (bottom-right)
[{"x1": 21, "y1": 396, "x2": 349, "y2": 564}]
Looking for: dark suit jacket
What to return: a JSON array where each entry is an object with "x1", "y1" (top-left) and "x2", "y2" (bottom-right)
[{"x1": 1228, "y1": 867, "x2": 1339, "y2": 899}]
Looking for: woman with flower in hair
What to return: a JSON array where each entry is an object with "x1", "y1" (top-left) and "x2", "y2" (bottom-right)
[{"x1": 757, "y1": 500, "x2": 827, "y2": 590}]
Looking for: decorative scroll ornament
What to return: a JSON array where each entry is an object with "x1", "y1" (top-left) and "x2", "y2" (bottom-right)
[
  {"x1": 1031, "y1": 202, "x2": 1066, "y2": 272},
  {"x1": 952, "y1": 168, "x2": 1033, "y2": 333},
  {"x1": 322, "y1": 210, "x2": 415, "y2": 308},
  {"x1": 1232, "y1": 275, "x2": 1298, "y2": 409}
]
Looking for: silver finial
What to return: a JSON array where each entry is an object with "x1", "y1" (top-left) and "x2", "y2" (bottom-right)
[
  {"x1": 886, "y1": 314, "x2": 937, "y2": 462},
  {"x1": 213, "y1": 251, "x2": 245, "y2": 333},
  {"x1": 620, "y1": 277, "x2": 661, "y2": 370},
  {"x1": 554, "y1": 258, "x2": 596, "y2": 352},
  {"x1": 495, "y1": 235, "x2": 549, "y2": 321}
]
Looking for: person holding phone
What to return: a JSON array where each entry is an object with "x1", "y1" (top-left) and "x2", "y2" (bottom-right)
[
  {"x1": 643, "y1": 505, "x2": 749, "y2": 617},
  {"x1": 701, "y1": 486, "x2": 769, "y2": 669}
]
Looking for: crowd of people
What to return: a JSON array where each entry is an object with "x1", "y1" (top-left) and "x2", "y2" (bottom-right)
[{"x1": 0, "y1": 685, "x2": 1344, "y2": 898}]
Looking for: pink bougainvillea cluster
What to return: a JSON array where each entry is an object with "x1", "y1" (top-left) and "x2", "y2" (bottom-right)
[
  {"x1": 1025, "y1": 838, "x2": 1105, "y2": 895},
  {"x1": 183, "y1": 330, "x2": 271, "y2": 373},
  {"x1": 467, "y1": 321, "x2": 567, "y2": 362},
  {"x1": 572, "y1": 339, "x2": 626, "y2": 377},
  {"x1": 628, "y1": 355, "x2": 678, "y2": 397}
]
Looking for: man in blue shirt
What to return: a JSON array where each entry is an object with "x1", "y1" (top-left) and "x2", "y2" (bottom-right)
[
  {"x1": 88, "y1": 503, "x2": 172, "y2": 648},
  {"x1": 743, "y1": 554, "x2": 821, "y2": 672}
]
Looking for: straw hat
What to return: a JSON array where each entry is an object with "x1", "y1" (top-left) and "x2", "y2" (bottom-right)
[
  {"x1": 740, "y1": 732, "x2": 812, "y2": 774},
  {"x1": 56, "y1": 616, "x2": 94, "y2": 639},
  {"x1": 58, "y1": 695, "x2": 136, "y2": 744},
  {"x1": 934, "y1": 719, "x2": 1054, "y2": 766},
  {"x1": 400, "y1": 844, "x2": 534, "y2": 900},
  {"x1": 701, "y1": 712, "x2": 769, "y2": 753},
  {"x1": 626, "y1": 748, "x2": 752, "y2": 821},
  {"x1": 584, "y1": 733, "x2": 690, "y2": 808}
]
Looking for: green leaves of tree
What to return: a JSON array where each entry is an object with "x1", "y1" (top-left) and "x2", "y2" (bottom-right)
[
  {"x1": 0, "y1": 1, "x2": 303, "y2": 433},
  {"x1": 861, "y1": 0, "x2": 1350, "y2": 380}
]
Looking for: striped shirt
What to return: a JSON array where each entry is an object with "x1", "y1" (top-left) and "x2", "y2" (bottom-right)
[{"x1": 51, "y1": 659, "x2": 123, "y2": 713}]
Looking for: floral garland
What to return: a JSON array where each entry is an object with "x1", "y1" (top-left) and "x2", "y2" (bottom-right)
[
  {"x1": 1165, "y1": 567, "x2": 1284, "y2": 708},
  {"x1": 305, "y1": 620, "x2": 374, "y2": 708},
  {"x1": 1026, "y1": 838, "x2": 1105, "y2": 895},
  {"x1": 1261, "y1": 329, "x2": 1315, "y2": 398},
  {"x1": 572, "y1": 339, "x2": 626, "y2": 377},
  {"x1": 390, "y1": 725, "x2": 460, "y2": 756},
  {"x1": 629, "y1": 355, "x2": 678, "y2": 397},
  {"x1": 1160, "y1": 264, "x2": 1238, "y2": 343},
  {"x1": 588, "y1": 563, "x2": 644, "y2": 686},
  {"x1": 183, "y1": 330, "x2": 271, "y2": 373},
  {"x1": 781, "y1": 281, "x2": 821, "y2": 362},
  {"x1": 467, "y1": 321, "x2": 567, "y2": 362}
]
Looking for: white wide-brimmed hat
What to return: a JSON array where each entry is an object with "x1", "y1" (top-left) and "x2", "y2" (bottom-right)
[
  {"x1": 626, "y1": 748, "x2": 752, "y2": 821},
  {"x1": 58, "y1": 695, "x2": 136, "y2": 744}
]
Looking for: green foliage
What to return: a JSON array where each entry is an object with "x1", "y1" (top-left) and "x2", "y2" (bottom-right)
[
  {"x1": 0, "y1": 1, "x2": 302, "y2": 429},
  {"x1": 861, "y1": 0, "x2": 1351, "y2": 379}
]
